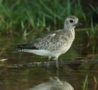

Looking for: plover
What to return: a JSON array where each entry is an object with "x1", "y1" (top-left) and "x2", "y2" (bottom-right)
[{"x1": 17, "y1": 16, "x2": 82, "y2": 68}]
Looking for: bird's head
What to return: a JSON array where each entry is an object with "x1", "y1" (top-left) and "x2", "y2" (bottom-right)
[{"x1": 64, "y1": 16, "x2": 82, "y2": 30}]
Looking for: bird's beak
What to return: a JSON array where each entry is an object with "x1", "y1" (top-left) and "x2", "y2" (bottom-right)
[{"x1": 74, "y1": 22, "x2": 84, "y2": 27}]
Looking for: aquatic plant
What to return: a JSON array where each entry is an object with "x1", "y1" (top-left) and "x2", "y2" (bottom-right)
[{"x1": 82, "y1": 75, "x2": 88, "y2": 90}]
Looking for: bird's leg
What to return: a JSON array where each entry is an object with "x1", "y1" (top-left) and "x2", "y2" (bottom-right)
[
  {"x1": 47, "y1": 56, "x2": 51, "y2": 67},
  {"x1": 56, "y1": 58, "x2": 59, "y2": 69},
  {"x1": 46, "y1": 65, "x2": 51, "y2": 76},
  {"x1": 54, "y1": 57, "x2": 59, "y2": 69},
  {"x1": 56, "y1": 68, "x2": 59, "y2": 79}
]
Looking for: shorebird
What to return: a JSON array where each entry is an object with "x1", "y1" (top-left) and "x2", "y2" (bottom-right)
[{"x1": 17, "y1": 16, "x2": 82, "y2": 68}]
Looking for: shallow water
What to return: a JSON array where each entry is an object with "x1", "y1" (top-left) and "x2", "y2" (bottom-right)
[
  {"x1": 0, "y1": 30, "x2": 98, "y2": 90},
  {"x1": 0, "y1": 61, "x2": 98, "y2": 90}
]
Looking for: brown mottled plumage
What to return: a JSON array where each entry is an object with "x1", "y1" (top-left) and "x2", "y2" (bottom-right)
[{"x1": 17, "y1": 16, "x2": 80, "y2": 68}]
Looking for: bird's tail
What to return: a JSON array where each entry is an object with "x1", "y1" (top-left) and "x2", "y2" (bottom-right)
[
  {"x1": 13, "y1": 44, "x2": 27, "y2": 53},
  {"x1": 14, "y1": 42, "x2": 38, "y2": 53}
]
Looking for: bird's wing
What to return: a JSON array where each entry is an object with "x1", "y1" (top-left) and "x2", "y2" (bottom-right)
[{"x1": 17, "y1": 30, "x2": 71, "y2": 51}]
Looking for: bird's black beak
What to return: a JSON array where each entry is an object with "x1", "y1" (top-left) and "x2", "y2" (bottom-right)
[{"x1": 74, "y1": 22, "x2": 84, "y2": 27}]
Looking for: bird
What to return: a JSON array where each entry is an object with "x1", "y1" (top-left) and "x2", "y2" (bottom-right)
[{"x1": 16, "y1": 15, "x2": 82, "y2": 68}]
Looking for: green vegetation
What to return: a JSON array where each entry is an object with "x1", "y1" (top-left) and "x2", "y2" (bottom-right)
[
  {"x1": 85, "y1": 5, "x2": 98, "y2": 53},
  {"x1": 82, "y1": 75, "x2": 88, "y2": 90},
  {"x1": 0, "y1": 0, "x2": 91, "y2": 35},
  {"x1": 86, "y1": 19, "x2": 98, "y2": 54}
]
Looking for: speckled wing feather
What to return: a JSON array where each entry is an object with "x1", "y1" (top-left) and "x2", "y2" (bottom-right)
[{"x1": 17, "y1": 29, "x2": 73, "y2": 51}]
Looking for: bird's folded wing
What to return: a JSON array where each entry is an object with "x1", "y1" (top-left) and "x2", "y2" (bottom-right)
[{"x1": 17, "y1": 30, "x2": 69, "y2": 51}]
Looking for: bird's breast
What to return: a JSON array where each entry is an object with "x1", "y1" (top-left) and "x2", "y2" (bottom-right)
[{"x1": 58, "y1": 38, "x2": 74, "y2": 54}]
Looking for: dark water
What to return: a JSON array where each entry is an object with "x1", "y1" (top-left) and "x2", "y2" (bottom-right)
[
  {"x1": 0, "y1": 30, "x2": 98, "y2": 90},
  {"x1": 0, "y1": 59, "x2": 98, "y2": 90}
]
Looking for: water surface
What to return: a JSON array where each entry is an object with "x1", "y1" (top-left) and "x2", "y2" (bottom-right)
[{"x1": 0, "y1": 30, "x2": 98, "y2": 90}]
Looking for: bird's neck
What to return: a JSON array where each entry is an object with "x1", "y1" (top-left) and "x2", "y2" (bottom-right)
[
  {"x1": 69, "y1": 27, "x2": 75, "y2": 37},
  {"x1": 64, "y1": 26, "x2": 75, "y2": 37}
]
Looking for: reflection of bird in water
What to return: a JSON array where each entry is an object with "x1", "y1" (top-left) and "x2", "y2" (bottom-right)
[
  {"x1": 16, "y1": 16, "x2": 81, "y2": 68},
  {"x1": 28, "y1": 77, "x2": 74, "y2": 90},
  {"x1": 28, "y1": 65, "x2": 74, "y2": 90}
]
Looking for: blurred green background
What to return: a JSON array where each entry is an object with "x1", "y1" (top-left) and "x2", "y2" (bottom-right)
[{"x1": 0, "y1": 0, "x2": 97, "y2": 33}]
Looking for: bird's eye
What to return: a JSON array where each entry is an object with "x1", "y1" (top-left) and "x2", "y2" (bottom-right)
[{"x1": 70, "y1": 20, "x2": 73, "y2": 23}]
